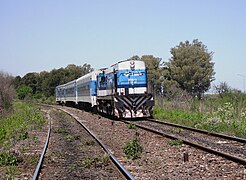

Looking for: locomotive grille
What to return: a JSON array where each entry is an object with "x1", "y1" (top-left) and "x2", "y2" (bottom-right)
[{"x1": 114, "y1": 94, "x2": 154, "y2": 117}]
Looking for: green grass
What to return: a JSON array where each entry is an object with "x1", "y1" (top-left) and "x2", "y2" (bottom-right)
[
  {"x1": 55, "y1": 128, "x2": 68, "y2": 134},
  {"x1": 153, "y1": 106, "x2": 203, "y2": 127},
  {"x1": 0, "y1": 101, "x2": 45, "y2": 179},
  {"x1": 0, "y1": 152, "x2": 18, "y2": 166},
  {"x1": 4, "y1": 166, "x2": 21, "y2": 179},
  {"x1": 83, "y1": 139, "x2": 95, "y2": 146},
  {"x1": 82, "y1": 154, "x2": 109, "y2": 168},
  {"x1": 0, "y1": 102, "x2": 44, "y2": 148},
  {"x1": 64, "y1": 135, "x2": 80, "y2": 141},
  {"x1": 153, "y1": 93, "x2": 246, "y2": 138},
  {"x1": 168, "y1": 139, "x2": 183, "y2": 147}
]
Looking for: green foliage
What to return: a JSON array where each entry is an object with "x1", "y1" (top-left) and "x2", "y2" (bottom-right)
[
  {"x1": 195, "y1": 102, "x2": 246, "y2": 137},
  {"x1": 123, "y1": 134, "x2": 143, "y2": 160},
  {"x1": 100, "y1": 153, "x2": 109, "y2": 165},
  {"x1": 82, "y1": 154, "x2": 109, "y2": 168},
  {"x1": 140, "y1": 55, "x2": 163, "y2": 94},
  {"x1": 5, "y1": 165, "x2": 21, "y2": 179},
  {"x1": 55, "y1": 128, "x2": 68, "y2": 134},
  {"x1": 34, "y1": 95, "x2": 56, "y2": 105},
  {"x1": 83, "y1": 157, "x2": 95, "y2": 168},
  {"x1": 0, "y1": 102, "x2": 44, "y2": 147},
  {"x1": 84, "y1": 140, "x2": 95, "y2": 146},
  {"x1": 64, "y1": 135, "x2": 80, "y2": 141},
  {"x1": 127, "y1": 123, "x2": 136, "y2": 129},
  {"x1": 153, "y1": 106, "x2": 203, "y2": 127},
  {"x1": 0, "y1": 152, "x2": 18, "y2": 166},
  {"x1": 14, "y1": 63, "x2": 94, "y2": 98},
  {"x1": 16, "y1": 85, "x2": 33, "y2": 100},
  {"x1": 18, "y1": 131, "x2": 28, "y2": 141},
  {"x1": 167, "y1": 39, "x2": 215, "y2": 98},
  {"x1": 168, "y1": 139, "x2": 183, "y2": 147},
  {"x1": 20, "y1": 73, "x2": 39, "y2": 94},
  {"x1": 154, "y1": 93, "x2": 246, "y2": 138},
  {"x1": 169, "y1": 128, "x2": 184, "y2": 134}
]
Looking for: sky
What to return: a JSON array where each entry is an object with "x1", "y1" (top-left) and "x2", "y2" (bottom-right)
[{"x1": 0, "y1": 0, "x2": 246, "y2": 91}]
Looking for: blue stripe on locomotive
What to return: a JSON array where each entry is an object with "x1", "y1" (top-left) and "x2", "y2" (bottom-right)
[
  {"x1": 117, "y1": 69, "x2": 147, "y2": 88},
  {"x1": 97, "y1": 69, "x2": 147, "y2": 90}
]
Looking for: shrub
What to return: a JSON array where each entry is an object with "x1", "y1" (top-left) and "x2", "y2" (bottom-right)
[
  {"x1": 16, "y1": 85, "x2": 32, "y2": 100},
  {"x1": 123, "y1": 133, "x2": 143, "y2": 159},
  {"x1": 127, "y1": 123, "x2": 136, "y2": 129}
]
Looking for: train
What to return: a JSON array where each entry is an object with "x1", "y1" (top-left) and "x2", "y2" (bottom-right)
[{"x1": 55, "y1": 59, "x2": 154, "y2": 118}]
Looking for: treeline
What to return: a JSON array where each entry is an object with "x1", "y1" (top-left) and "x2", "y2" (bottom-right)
[
  {"x1": 14, "y1": 63, "x2": 93, "y2": 100},
  {"x1": 1, "y1": 39, "x2": 219, "y2": 115}
]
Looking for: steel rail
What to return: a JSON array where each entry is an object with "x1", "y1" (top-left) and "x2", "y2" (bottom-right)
[
  {"x1": 123, "y1": 121, "x2": 246, "y2": 165},
  {"x1": 32, "y1": 112, "x2": 51, "y2": 180},
  {"x1": 60, "y1": 108, "x2": 135, "y2": 180},
  {"x1": 146, "y1": 118, "x2": 246, "y2": 143}
]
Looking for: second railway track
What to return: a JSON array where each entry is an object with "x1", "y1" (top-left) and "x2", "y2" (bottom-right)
[
  {"x1": 124, "y1": 118, "x2": 246, "y2": 165},
  {"x1": 57, "y1": 105, "x2": 246, "y2": 179}
]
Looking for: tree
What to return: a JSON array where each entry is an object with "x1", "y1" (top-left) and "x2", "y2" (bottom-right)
[
  {"x1": 214, "y1": 82, "x2": 231, "y2": 98},
  {"x1": 167, "y1": 39, "x2": 215, "y2": 99},
  {"x1": 0, "y1": 71, "x2": 16, "y2": 113},
  {"x1": 141, "y1": 55, "x2": 163, "y2": 95},
  {"x1": 16, "y1": 85, "x2": 33, "y2": 100},
  {"x1": 21, "y1": 72, "x2": 39, "y2": 94}
]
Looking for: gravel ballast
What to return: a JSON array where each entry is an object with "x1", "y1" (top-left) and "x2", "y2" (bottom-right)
[{"x1": 63, "y1": 106, "x2": 246, "y2": 179}]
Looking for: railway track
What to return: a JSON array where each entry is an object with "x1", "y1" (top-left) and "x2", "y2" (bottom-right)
[
  {"x1": 33, "y1": 105, "x2": 134, "y2": 180},
  {"x1": 32, "y1": 110, "x2": 52, "y2": 180},
  {"x1": 50, "y1": 105, "x2": 246, "y2": 179},
  {"x1": 123, "y1": 118, "x2": 246, "y2": 165},
  {"x1": 60, "y1": 108, "x2": 134, "y2": 180}
]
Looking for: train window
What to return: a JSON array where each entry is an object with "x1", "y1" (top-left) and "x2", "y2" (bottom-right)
[
  {"x1": 101, "y1": 76, "x2": 105, "y2": 83},
  {"x1": 98, "y1": 73, "x2": 106, "y2": 84}
]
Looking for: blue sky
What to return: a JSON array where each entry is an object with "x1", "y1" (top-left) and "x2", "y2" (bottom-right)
[{"x1": 0, "y1": 0, "x2": 246, "y2": 91}]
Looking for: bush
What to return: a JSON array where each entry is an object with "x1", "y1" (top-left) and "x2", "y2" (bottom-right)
[
  {"x1": 123, "y1": 133, "x2": 143, "y2": 159},
  {"x1": 16, "y1": 85, "x2": 32, "y2": 100},
  {"x1": 127, "y1": 123, "x2": 136, "y2": 129}
]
